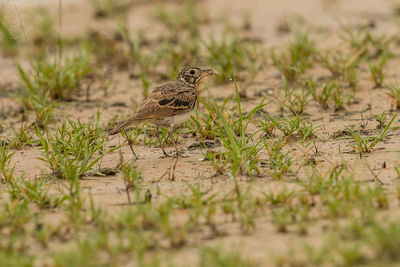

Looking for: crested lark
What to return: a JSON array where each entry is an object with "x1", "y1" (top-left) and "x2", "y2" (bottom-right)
[{"x1": 109, "y1": 66, "x2": 217, "y2": 179}]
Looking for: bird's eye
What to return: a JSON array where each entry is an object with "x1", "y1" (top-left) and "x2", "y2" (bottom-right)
[{"x1": 189, "y1": 69, "x2": 196, "y2": 75}]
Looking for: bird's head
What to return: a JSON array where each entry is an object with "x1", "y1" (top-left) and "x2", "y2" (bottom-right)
[{"x1": 177, "y1": 66, "x2": 218, "y2": 87}]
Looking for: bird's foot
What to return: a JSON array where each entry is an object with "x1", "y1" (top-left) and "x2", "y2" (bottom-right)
[
  {"x1": 178, "y1": 151, "x2": 189, "y2": 158},
  {"x1": 160, "y1": 151, "x2": 174, "y2": 158},
  {"x1": 159, "y1": 149, "x2": 188, "y2": 158}
]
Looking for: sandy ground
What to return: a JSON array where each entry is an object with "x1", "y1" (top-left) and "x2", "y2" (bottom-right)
[{"x1": 1, "y1": 0, "x2": 400, "y2": 266}]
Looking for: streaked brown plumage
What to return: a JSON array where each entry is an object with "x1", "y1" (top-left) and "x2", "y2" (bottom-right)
[
  {"x1": 109, "y1": 66, "x2": 217, "y2": 135},
  {"x1": 109, "y1": 66, "x2": 217, "y2": 180}
]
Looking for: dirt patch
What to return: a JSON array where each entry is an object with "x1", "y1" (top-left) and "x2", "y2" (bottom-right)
[{"x1": 0, "y1": 0, "x2": 400, "y2": 266}]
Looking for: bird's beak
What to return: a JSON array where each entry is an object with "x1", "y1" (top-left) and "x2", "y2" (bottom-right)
[{"x1": 201, "y1": 69, "x2": 219, "y2": 77}]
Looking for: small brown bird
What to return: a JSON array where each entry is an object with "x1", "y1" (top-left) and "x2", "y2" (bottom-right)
[
  {"x1": 109, "y1": 66, "x2": 217, "y2": 135},
  {"x1": 109, "y1": 66, "x2": 217, "y2": 179}
]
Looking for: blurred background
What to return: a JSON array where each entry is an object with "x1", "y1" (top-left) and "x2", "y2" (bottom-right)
[{"x1": 1, "y1": 1, "x2": 400, "y2": 266}]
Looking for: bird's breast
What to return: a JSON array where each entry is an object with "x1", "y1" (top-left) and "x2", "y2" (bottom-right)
[{"x1": 170, "y1": 110, "x2": 195, "y2": 127}]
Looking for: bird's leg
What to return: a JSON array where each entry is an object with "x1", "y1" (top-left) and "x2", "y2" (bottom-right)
[
  {"x1": 156, "y1": 126, "x2": 170, "y2": 157},
  {"x1": 121, "y1": 130, "x2": 138, "y2": 160},
  {"x1": 128, "y1": 142, "x2": 138, "y2": 160},
  {"x1": 168, "y1": 131, "x2": 179, "y2": 181},
  {"x1": 170, "y1": 130, "x2": 180, "y2": 157},
  {"x1": 171, "y1": 129, "x2": 190, "y2": 158}
]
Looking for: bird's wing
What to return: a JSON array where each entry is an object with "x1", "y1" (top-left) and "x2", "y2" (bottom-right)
[{"x1": 134, "y1": 81, "x2": 197, "y2": 120}]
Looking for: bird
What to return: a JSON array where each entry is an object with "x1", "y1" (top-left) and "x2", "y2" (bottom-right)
[{"x1": 109, "y1": 66, "x2": 217, "y2": 179}]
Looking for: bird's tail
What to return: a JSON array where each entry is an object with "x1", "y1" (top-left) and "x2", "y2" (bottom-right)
[{"x1": 108, "y1": 117, "x2": 139, "y2": 135}]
